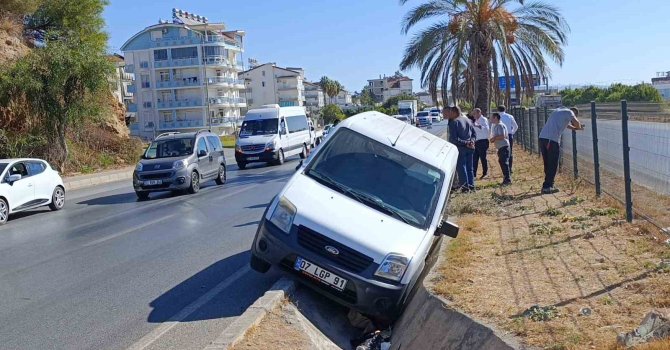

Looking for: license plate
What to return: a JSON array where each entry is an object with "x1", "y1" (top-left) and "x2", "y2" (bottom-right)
[
  {"x1": 294, "y1": 257, "x2": 347, "y2": 291},
  {"x1": 247, "y1": 156, "x2": 260, "y2": 161},
  {"x1": 144, "y1": 180, "x2": 162, "y2": 186}
]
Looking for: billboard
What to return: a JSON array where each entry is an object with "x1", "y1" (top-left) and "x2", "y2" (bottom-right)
[{"x1": 498, "y1": 75, "x2": 542, "y2": 90}]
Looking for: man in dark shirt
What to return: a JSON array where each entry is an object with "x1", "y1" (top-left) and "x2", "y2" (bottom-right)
[{"x1": 443, "y1": 106, "x2": 477, "y2": 192}]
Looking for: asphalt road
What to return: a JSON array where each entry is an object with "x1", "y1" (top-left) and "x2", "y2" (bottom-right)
[{"x1": 0, "y1": 121, "x2": 449, "y2": 350}]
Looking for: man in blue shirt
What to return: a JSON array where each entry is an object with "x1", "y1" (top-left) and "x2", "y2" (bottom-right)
[{"x1": 443, "y1": 106, "x2": 476, "y2": 192}]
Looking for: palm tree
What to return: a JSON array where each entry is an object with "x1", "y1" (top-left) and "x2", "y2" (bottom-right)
[
  {"x1": 400, "y1": 0, "x2": 569, "y2": 114},
  {"x1": 319, "y1": 76, "x2": 343, "y2": 105}
]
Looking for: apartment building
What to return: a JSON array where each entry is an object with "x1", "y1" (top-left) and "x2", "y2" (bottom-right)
[
  {"x1": 239, "y1": 63, "x2": 305, "y2": 109},
  {"x1": 304, "y1": 81, "x2": 324, "y2": 114},
  {"x1": 107, "y1": 54, "x2": 134, "y2": 111},
  {"x1": 652, "y1": 71, "x2": 670, "y2": 100},
  {"x1": 366, "y1": 73, "x2": 413, "y2": 102},
  {"x1": 120, "y1": 9, "x2": 246, "y2": 138},
  {"x1": 329, "y1": 89, "x2": 352, "y2": 107},
  {"x1": 416, "y1": 90, "x2": 444, "y2": 107}
]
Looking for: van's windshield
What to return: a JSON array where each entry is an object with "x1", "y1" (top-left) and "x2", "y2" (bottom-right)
[
  {"x1": 144, "y1": 138, "x2": 194, "y2": 159},
  {"x1": 240, "y1": 118, "x2": 278, "y2": 136},
  {"x1": 305, "y1": 128, "x2": 443, "y2": 228}
]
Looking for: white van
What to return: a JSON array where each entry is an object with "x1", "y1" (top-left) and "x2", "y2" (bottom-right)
[
  {"x1": 249, "y1": 111, "x2": 459, "y2": 320},
  {"x1": 235, "y1": 105, "x2": 312, "y2": 169}
]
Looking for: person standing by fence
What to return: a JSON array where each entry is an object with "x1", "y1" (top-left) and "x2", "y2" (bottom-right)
[
  {"x1": 497, "y1": 105, "x2": 519, "y2": 174},
  {"x1": 444, "y1": 106, "x2": 477, "y2": 192},
  {"x1": 471, "y1": 108, "x2": 490, "y2": 179},
  {"x1": 489, "y1": 113, "x2": 512, "y2": 186},
  {"x1": 539, "y1": 107, "x2": 584, "y2": 194}
]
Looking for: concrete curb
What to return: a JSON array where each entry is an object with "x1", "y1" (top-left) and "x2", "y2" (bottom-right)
[
  {"x1": 203, "y1": 277, "x2": 296, "y2": 350},
  {"x1": 63, "y1": 167, "x2": 134, "y2": 191}
]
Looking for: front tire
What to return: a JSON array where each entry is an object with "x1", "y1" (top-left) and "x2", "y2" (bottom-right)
[
  {"x1": 250, "y1": 254, "x2": 271, "y2": 273},
  {"x1": 0, "y1": 198, "x2": 8, "y2": 225},
  {"x1": 275, "y1": 149, "x2": 285, "y2": 165},
  {"x1": 49, "y1": 186, "x2": 65, "y2": 211},
  {"x1": 215, "y1": 164, "x2": 227, "y2": 185},
  {"x1": 188, "y1": 171, "x2": 200, "y2": 194}
]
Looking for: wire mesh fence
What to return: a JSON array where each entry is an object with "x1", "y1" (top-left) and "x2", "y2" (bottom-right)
[{"x1": 512, "y1": 102, "x2": 670, "y2": 232}]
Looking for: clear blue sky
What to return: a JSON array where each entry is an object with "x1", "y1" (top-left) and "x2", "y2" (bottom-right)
[{"x1": 104, "y1": 0, "x2": 670, "y2": 92}]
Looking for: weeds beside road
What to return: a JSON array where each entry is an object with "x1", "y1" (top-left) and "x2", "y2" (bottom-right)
[{"x1": 436, "y1": 149, "x2": 670, "y2": 350}]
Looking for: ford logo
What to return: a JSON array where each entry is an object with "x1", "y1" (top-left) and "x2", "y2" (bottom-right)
[{"x1": 324, "y1": 245, "x2": 340, "y2": 256}]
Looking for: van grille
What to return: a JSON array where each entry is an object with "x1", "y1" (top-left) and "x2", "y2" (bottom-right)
[
  {"x1": 280, "y1": 255, "x2": 358, "y2": 304},
  {"x1": 241, "y1": 144, "x2": 265, "y2": 152},
  {"x1": 139, "y1": 171, "x2": 173, "y2": 180},
  {"x1": 296, "y1": 225, "x2": 373, "y2": 273}
]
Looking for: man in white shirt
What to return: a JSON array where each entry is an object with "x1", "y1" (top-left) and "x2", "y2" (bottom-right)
[
  {"x1": 471, "y1": 108, "x2": 490, "y2": 179},
  {"x1": 489, "y1": 113, "x2": 511, "y2": 185},
  {"x1": 497, "y1": 105, "x2": 518, "y2": 173}
]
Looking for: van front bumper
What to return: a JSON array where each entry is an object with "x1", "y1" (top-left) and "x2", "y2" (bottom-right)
[
  {"x1": 132, "y1": 169, "x2": 192, "y2": 192},
  {"x1": 235, "y1": 150, "x2": 279, "y2": 164},
  {"x1": 251, "y1": 218, "x2": 409, "y2": 319}
]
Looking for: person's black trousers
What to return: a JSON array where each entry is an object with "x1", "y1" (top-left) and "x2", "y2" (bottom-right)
[
  {"x1": 508, "y1": 133, "x2": 515, "y2": 173},
  {"x1": 497, "y1": 146, "x2": 511, "y2": 183},
  {"x1": 540, "y1": 138, "x2": 560, "y2": 189},
  {"x1": 473, "y1": 139, "x2": 489, "y2": 177}
]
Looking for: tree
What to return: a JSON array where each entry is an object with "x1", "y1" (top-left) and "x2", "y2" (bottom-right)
[
  {"x1": 322, "y1": 104, "x2": 345, "y2": 124},
  {"x1": 359, "y1": 86, "x2": 375, "y2": 106},
  {"x1": 560, "y1": 84, "x2": 662, "y2": 106},
  {"x1": 400, "y1": 0, "x2": 569, "y2": 114},
  {"x1": 319, "y1": 76, "x2": 343, "y2": 105}
]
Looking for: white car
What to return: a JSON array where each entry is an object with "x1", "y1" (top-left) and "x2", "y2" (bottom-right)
[
  {"x1": 249, "y1": 111, "x2": 459, "y2": 321},
  {"x1": 0, "y1": 158, "x2": 65, "y2": 225}
]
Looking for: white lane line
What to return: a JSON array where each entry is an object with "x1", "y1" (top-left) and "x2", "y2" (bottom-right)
[
  {"x1": 126, "y1": 265, "x2": 251, "y2": 350},
  {"x1": 83, "y1": 214, "x2": 177, "y2": 247}
]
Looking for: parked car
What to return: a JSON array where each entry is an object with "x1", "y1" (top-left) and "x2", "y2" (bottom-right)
[
  {"x1": 429, "y1": 111, "x2": 441, "y2": 123},
  {"x1": 235, "y1": 104, "x2": 312, "y2": 169},
  {"x1": 323, "y1": 124, "x2": 334, "y2": 135},
  {"x1": 133, "y1": 129, "x2": 226, "y2": 200},
  {"x1": 415, "y1": 111, "x2": 432, "y2": 128},
  {"x1": 249, "y1": 111, "x2": 459, "y2": 320},
  {"x1": 0, "y1": 158, "x2": 65, "y2": 225}
]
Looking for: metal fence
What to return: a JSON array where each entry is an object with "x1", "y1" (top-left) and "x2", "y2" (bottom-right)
[{"x1": 512, "y1": 102, "x2": 670, "y2": 231}]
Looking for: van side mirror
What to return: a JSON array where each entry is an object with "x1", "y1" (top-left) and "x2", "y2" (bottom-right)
[
  {"x1": 311, "y1": 126, "x2": 315, "y2": 131},
  {"x1": 435, "y1": 220, "x2": 459, "y2": 238},
  {"x1": 198, "y1": 150, "x2": 207, "y2": 157},
  {"x1": 7, "y1": 174, "x2": 21, "y2": 183}
]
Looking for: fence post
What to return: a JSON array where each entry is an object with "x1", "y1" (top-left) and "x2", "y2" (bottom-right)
[
  {"x1": 591, "y1": 101, "x2": 601, "y2": 197},
  {"x1": 524, "y1": 108, "x2": 531, "y2": 151},
  {"x1": 621, "y1": 100, "x2": 633, "y2": 222},
  {"x1": 572, "y1": 129, "x2": 578, "y2": 179},
  {"x1": 536, "y1": 108, "x2": 542, "y2": 154}
]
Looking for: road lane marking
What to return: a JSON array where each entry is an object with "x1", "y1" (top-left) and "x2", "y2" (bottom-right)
[
  {"x1": 126, "y1": 265, "x2": 251, "y2": 350},
  {"x1": 82, "y1": 214, "x2": 177, "y2": 247}
]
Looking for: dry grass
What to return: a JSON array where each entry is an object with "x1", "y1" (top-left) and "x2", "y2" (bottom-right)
[
  {"x1": 230, "y1": 303, "x2": 312, "y2": 350},
  {"x1": 435, "y1": 149, "x2": 670, "y2": 350}
]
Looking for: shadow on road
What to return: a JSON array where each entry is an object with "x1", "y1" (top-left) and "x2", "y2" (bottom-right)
[{"x1": 234, "y1": 220, "x2": 260, "y2": 228}]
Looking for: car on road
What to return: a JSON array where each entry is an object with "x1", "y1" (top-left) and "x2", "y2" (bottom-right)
[
  {"x1": 235, "y1": 105, "x2": 312, "y2": 169},
  {"x1": 415, "y1": 111, "x2": 432, "y2": 128},
  {"x1": 249, "y1": 111, "x2": 459, "y2": 321},
  {"x1": 133, "y1": 130, "x2": 226, "y2": 200},
  {"x1": 392, "y1": 115, "x2": 412, "y2": 124},
  {"x1": 0, "y1": 158, "x2": 65, "y2": 225},
  {"x1": 323, "y1": 124, "x2": 334, "y2": 136},
  {"x1": 429, "y1": 111, "x2": 441, "y2": 123}
]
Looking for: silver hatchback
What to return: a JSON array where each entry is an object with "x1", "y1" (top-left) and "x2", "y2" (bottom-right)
[{"x1": 133, "y1": 130, "x2": 227, "y2": 200}]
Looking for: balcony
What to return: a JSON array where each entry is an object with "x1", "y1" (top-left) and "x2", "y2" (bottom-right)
[
  {"x1": 153, "y1": 58, "x2": 200, "y2": 69},
  {"x1": 232, "y1": 97, "x2": 246, "y2": 107},
  {"x1": 129, "y1": 123, "x2": 140, "y2": 135},
  {"x1": 209, "y1": 97, "x2": 232, "y2": 106},
  {"x1": 159, "y1": 119, "x2": 205, "y2": 130},
  {"x1": 203, "y1": 56, "x2": 231, "y2": 67},
  {"x1": 127, "y1": 85, "x2": 137, "y2": 94},
  {"x1": 277, "y1": 85, "x2": 298, "y2": 91},
  {"x1": 152, "y1": 37, "x2": 200, "y2": 48},
  {"x1": 121, "y1": 72, "x2": 133, "y2": 81},
  {"x1": 127, "y1": 103, "x2": 138, "y2": 112},
  {"x1": 156, "y1": 99, "x2": 203, "y2": 109},
  {"x1": 125, "y1": 64, "x2": 135, "y2": 73},
  {"x1": 205, "y1": 36, "x2": 242, "y2": 49},
  {"x1": 155, "y1": 78, "x2": 202, "y2": 89},
  {"x1": 206, "y1": 77, "x2": 244, "y2": 88}
]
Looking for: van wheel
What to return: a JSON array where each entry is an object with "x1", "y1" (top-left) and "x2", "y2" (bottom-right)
[
  {"x1": 250, "y1": 254, "x2": 271, "y2": 273},
  {"x1": 275, "y1": 149, "x2": 285, "y2": 165},
  {"x1": 49, "y1": 186, "x2": 65, "y2": 211},
  {"x1": 215, "y1": 164, "x2": 227, "y2": 185},
  {"x1": 0, "y1": 198, "x2": 8, "y2": 225},
  {"x1": 188, "y1": 171, "x2": 200, "y2": 194},
  {"x1": 237, "y1": 162, "x2": 247, "y2": 170},
  {"x1": 299, "y1": 144, "x2": 307, "y2": 159}
]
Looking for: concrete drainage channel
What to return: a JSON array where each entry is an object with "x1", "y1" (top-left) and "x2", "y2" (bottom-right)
[{"x1": 204, "y1": 245, "x2": 526, "y2": 350}]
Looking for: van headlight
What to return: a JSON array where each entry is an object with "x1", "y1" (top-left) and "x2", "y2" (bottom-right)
[
  {"x1": 375, "y1": 254, "x2": 409, "y2": 282},
  {"x1": 269, "y1": 196, "x2": 296, "y2": 234},
  {"x1": 235, "y1": 144, "x2": 242, "y2": 152},
  {"x1": 173, "y1": 159, "x2": 187, "y2": 170},
  {"x1": 135, "y1": 163, "x2": 143, "y2": 172}
]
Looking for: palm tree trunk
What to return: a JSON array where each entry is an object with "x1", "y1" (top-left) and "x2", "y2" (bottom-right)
[{"x1": 475, "y1": 43, "x2": 492, "y2": 115}]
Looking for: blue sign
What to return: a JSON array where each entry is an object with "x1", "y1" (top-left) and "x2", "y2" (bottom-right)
[{"x1": 498, "y1": 76, "x2": 541, "y2": 90}]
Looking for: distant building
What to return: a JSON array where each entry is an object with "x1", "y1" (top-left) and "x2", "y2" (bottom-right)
[
  {"x1": 330, "y1": 89, "x2": 352, "y2": 107},
  {"x1": 120, "y1": 9, "x2": 246, "y2": 138},
  {"x1": 239, "y1": 63, "x2": 305, "y2": 109},
  {"x1": 652, "y1": 71, "x2": 670, "y2": 100},
  {"x1": 304, "y1": 81, "x2": 324, "y2": 114},
  {"x1": 107, "y1": 54, "x2": 134, "y2": 111},
  {"x1": 416, "y1": 90, "x2": 444, "y2": 107},
  {"x1": 365, "y1": 73, "x2": 413, "y2": 102}
]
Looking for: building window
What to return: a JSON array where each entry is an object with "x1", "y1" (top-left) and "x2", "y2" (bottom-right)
[
  {"x1": 159, "y1": 71, "x2": 170, "y2": 82},
  {"x1": 150, "y1": 30, "x2": 163, "y2": 40},
  {"x1": 143, "y1": 101, "x2": 152, "y2": 108},
  {"x1": 140, "y1": 74, "x2": 150, "y2": 88},
  {"x1": 139, "y1": 61, "x2": 149, "y2": 69},
  {"x1": 179, "y1": 28, "x2": 188, "y2": 38},
  {"x1": 170, "y1": 47, "x2": 198, "y2": 60},
  {"x1": 161, "y1": 111, "x2": 172, "y2": 122},
  {"x1": 153, "y1": 49, "x2": 168, "y2": 61},
  {"x1": 204, "y1": 46, "x2": 226, "y2": 58},
  {"x1": 262, "y1": 71, "x2": 265, "y2": 77},
  {"x1": 262, "y1": 81, "x2": 265, "y2": 87}
]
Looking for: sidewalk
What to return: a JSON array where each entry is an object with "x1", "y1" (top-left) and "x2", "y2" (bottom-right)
[
  {"x1": 62, "y1": 166, "x2": 134, "y2": 191},
  {"x1": 433, "y1": 149, "x2": 670, "y2": 350}
]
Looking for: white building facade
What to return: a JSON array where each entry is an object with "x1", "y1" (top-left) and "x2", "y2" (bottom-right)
[
  {"x1": 240, "y1": 63, "x2": 305, "y2": 109},
  {"x1": 121, "y1": 9, "x2": 246, "y2": 138},
  {"x1": 330, "y1": 90, "x2": 352, "y2": 107},
  {"x1": 304, "y1": 81, "x2": 324, "y2": 114},
  {"x1": 366, "y1": 74, "x2": 413, "y2": 102},
  {"x1": 652, "y1": 72, "x2": 670, "y2": 100}
]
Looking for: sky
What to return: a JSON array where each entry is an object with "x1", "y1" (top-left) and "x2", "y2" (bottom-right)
[{"x1": 104, "y1": 0, "x2": 670, "y2": 92}]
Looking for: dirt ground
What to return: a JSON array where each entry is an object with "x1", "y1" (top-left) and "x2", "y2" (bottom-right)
[
  {"x1": 435, "y1": 148, "x2": 670, "y2": 350},
  {"x1": 230, "y1": 302, "x2": 313, "y2": 350}
]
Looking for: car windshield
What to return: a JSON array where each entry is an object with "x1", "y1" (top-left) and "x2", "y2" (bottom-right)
[
  {"x1": 398, "y1": 108, "x2": 412, "y2": 115},
  {"x1": 240, "y1": 118, "x2": 278, "y2": 136},
  {"x1": 144, "y1": 138, "x2": 194, "y2": 159},
  {"x1": 305, "y1": 128, "x2": 443, "y2": 228},
  {"x1": 417, "y1": 112, "x2": 429, "y2": 117}
]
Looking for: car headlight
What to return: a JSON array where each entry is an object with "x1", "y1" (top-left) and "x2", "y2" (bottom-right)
[
  {"x1": 135, "y1": 163, "x2": 143, "y2": 172},
  {"x1": 266, "y1": 140, "x2": 277, "y2": 151},
  {"x1": 375, "y1": 254, "x2": 409, "y2": 282},
  {"x1": 235, "y1": 144, "x2": 242, "y2": 152},
  {"x1": 269, "y1": 196, "x2": 296, "y2": 234},
  {"x1": 173, "y1": 159, "x2": 187, "y2": 170}
]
